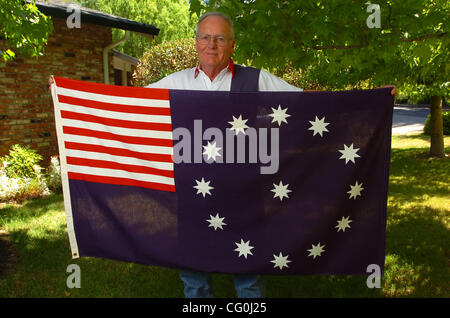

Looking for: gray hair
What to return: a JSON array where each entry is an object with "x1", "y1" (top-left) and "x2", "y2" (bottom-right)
[{"x1": 196, "y1": 11, "x2": 235, "y2": 39}]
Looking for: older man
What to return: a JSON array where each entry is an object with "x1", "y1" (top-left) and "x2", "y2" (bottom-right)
[
  {"x1": 147, "y1": 12, "x2": 301, "y2": 92},
  {"x1": 146, "y1": 12, "x2": 301, "y2": 298}
]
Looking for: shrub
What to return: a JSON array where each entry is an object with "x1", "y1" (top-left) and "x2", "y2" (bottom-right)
[
  {"x1": 270, "y1": 63, "x2": 324, "y2": 91},
  {"x1": 0, "y1": 163, "x2": 50, "y2": 203},
  {"x1": 0, "y1": 145, "x2": 58, "y2": 203},
  {"x1": 132, "y1": 38, "x2": 198, "y2": 86},
  {"x1": 423, "y1": 111, "x2": 450, "y2": 135},
  {"x1": 1, "y1": 144, "x2": 43, "y2": 179}
]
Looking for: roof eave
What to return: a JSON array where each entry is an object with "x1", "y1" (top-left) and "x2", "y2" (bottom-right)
[{"x1": 32, "y1": 1, "x2": 160, "y2": 36}]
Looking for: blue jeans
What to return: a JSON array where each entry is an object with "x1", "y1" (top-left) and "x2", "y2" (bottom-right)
[{"x1": 179, "y1": 270, "x2": 265, "y2": 298}]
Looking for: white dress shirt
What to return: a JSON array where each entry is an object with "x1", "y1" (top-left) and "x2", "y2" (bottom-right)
[{"x1": 146, "y1": 63, "x2": 303, "y2": 92}]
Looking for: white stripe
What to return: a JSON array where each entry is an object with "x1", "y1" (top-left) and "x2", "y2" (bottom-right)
[
  {"x1": 66, "y1": 149, "x2": 174, "y2": 171},
  {"x1": 61, "y1": 118, "x2": 173, "y2": 140},
  {"x1": 64, "y1": 134, "x2": 173, "y2": 155},
  {"x1": 59, "y1": 103, "x2": 172, "y2": 124},
  {"x1": 68, "y1": 164, "x2": 175, "y2": 185},
  {"x1": 56, "y1": 87, "x2": 170, "y2": 108}
]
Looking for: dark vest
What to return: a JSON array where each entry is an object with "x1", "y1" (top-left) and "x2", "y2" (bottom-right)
[{"x1": 230, "y1": 64, "x2": 261, "y2": 92}]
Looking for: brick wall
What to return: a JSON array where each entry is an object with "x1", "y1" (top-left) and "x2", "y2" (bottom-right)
[{"x1": 0, "y1": 18, "x2": 113, "y2": 165}]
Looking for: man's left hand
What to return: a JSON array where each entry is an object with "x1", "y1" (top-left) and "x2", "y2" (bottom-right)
[
  {"x1": 381, "y1": 85, "x2": 397, "y2": 97},
  {"x1": 390, "y1": 86, "x2": 397, "y2": 97}
]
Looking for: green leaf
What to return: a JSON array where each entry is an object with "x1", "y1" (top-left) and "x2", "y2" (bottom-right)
[{"x1": 413, "y1": 43, "x2": 432, "y2": 61}]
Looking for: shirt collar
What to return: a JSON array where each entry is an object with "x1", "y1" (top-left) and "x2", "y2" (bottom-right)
[{"x1": 194, "y1": 58, "x2": 235, "y2": 79}]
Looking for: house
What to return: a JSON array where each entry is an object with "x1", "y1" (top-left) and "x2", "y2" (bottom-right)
[
  {"x1": 112, "y1": 49, "x2": 141, "y2": 87},
  {"x1": 0, "y1": 0, "x2": 159, "y2": 163}
]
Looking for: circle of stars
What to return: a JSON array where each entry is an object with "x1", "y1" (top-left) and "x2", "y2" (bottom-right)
[{"x1": 192, "y1": 105, "x2": 367, "y2": 271}]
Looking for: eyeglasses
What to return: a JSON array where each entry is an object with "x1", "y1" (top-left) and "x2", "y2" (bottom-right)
[{"x1": 196, "y1": 34, "x2": 231, "y2": 47}]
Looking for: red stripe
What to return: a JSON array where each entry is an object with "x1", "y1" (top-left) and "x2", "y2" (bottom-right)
[
  {"x1": 60, "y1": 110, "x2": 173, "y2": 131},
  {"x1": 68, "y1": 172, "x2": 176, "y2": 192},
  {"x1": 63, "y1": 126, "x2": 173, "y2": 147},
  {"x1": 66, "y1": 157, "x2": 174, "y2": 177},
  {"x1": 58, "y1": 95, "x2": 171, "y2": 116},
  {"x1": 65, "y1": 142, "x2": 174, "y2": 163},
  {"x1": 54, "y1": 76, "x2": 170, "y2": 100}
]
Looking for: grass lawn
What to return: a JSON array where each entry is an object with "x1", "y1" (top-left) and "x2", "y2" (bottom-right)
[{"x1": 0, "y1": 133, "x2": 448, "y2": 298}]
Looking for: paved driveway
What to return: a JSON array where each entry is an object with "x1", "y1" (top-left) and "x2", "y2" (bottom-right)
[{"x1": 392, "y1": 106, "x2": 429, "y2": 134}]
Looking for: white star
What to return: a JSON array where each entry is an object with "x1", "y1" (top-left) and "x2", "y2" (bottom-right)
[
  {"x1": 348, "y1": 181, "x2": 364, "y2": 200},
  {"x1": 228, "y1": 115, "x2": 249, "y2": 135},
  {"x1": 271, "y1": 181, "x2": 292, "y2": 201},
  {"x1": 193, "y1": 178, "x2": 214, "y2": 197},
  {"x1": 269, "y1": 105, "x2": 291, "y2": 126},
  {"x1": 234, "y1": 239, "x2": 254, "y2": 259},
  {"x1": 206, "y1": 213, "x2": 226, "y2": 231},
  {"x1": 308, "y1": 116, "x2": 329, "y2": 137},
  {"x1": 335, "y1": 216, "x2": 352, "y2": 232},
  {"x1": 338, "y1": 143, "x2": 360, "y2": 164},
  {"x1": 270, "y1": 252, "x2": 292, "y2": 270},
  {"x1": 307, "y1": 242, "x2": 325, "y2": 259},
  {"x1": 202, "y1": 141, "x2": 222, "y2": 161}
]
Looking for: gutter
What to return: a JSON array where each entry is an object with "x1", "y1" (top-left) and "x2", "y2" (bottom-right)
[{"x1": 103, "y1": 31, "x2": 130, "y2": 84}]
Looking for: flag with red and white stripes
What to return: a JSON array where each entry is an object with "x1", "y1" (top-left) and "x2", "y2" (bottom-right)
[
  {"x1": 50, "y1": 76, "x2": 393, "y2": 276},
  {"x1": 53, "y1": 76, "x2": 175, "y2": 192}
]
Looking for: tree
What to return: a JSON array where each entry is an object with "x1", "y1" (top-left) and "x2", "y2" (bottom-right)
[
  {"x1": 397, "y1": 31, "x2": 448, "y2": 156},
  {"x1": 0, "y1": 0, "x2": 53, "y2": 62},
  {"x1": 77, "y1": 0, "x2": 197, "y2": 59},
  {"x1": 190, "y1": 0, "x2": 449, "y2": 157}
]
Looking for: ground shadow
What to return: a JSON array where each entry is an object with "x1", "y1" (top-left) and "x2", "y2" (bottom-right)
[{"x1": 384, "y1": 205, "x2": 449, "y2": 297}]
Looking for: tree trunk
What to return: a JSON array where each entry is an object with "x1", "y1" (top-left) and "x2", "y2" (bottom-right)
[{"x1": 429, "y1": 95, "x2": 445, "y2": 157}]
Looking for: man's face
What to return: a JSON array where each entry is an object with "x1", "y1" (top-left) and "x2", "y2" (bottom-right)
[{"x1": 196, "y1": 16, "x2": 235, "y2": 71}]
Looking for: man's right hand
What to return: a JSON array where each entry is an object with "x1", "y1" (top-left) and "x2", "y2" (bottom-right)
[{"x1": 48, "y1": 77, "x2": 54, "y2": 91}]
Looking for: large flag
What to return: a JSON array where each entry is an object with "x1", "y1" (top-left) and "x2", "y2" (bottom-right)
[{"x1": 50, "y1": 76, "x2": 393, "y2": 275}]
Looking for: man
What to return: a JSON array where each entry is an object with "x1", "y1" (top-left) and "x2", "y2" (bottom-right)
[
  {"x1": 46, "y1": 11, "x2": 396, "y2": 298},
  {"x1": 147, "y1": 12, "x2": 301, "y2": 92},
  {"x1": 146, "y1": 12, "x2": 302, "y2": 298}
]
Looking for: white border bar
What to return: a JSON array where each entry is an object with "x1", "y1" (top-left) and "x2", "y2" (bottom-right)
[{"x1": 51, "y1": 76, "x2": 80, "y2": 259}]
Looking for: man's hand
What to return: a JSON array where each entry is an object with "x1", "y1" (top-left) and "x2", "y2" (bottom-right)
[
  {"x1": 390, "y1": 86, "x2": 397, "y2": 97},
  {"x1": 48, "y1": 77, "x2": 54, "y2": 91},
  {"x1": 381, "y1": 85, "x2": 397, "y2": 97}
]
